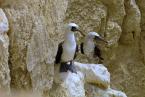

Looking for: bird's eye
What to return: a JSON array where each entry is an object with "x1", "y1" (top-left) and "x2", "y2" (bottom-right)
[
  {"x1": 95, "y1": 36, "x2": 100, "y2": 40},
  {"x1": 71, "y1": 26, "x2": 77, "y2": 31}
]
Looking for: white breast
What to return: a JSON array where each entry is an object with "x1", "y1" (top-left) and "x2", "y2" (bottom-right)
[
  {"x1": 84, "y1": 40, "x2": 95, "y2": 57},
  {"x1": 62, "y1": 43, "x2": 76, "y2": 62},
  {"x1": 61, "y1": 32, "x2": 76, "y2": 62}
]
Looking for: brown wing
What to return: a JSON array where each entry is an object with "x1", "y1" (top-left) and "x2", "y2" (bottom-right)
[
  {"x1": 94, "y1": 45, "x2": 104, "y2": 60},
  {"x1": 55, "y1": 42, "x2": 63, "y2": 64},
  {"x1": 80, "y1": 43, "x2": 84, "y2": 54}
]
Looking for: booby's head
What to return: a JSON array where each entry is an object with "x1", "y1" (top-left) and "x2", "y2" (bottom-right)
[
  {"x1": 67, "y1": 23, "x2": 85, "y2": 36},
  {"x1": 68, "y1": 23, "x2": 79, "y2": 31},
  {"x1": 87, "y1": 32, "x2": 108, "y2": 43}
]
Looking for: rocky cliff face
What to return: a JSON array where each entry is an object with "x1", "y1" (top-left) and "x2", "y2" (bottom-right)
[
  {"x1": 0, "y1": 0, "x2": 145, "y2": 97},
  {"x1": 0, "y1": 8, "x2": 10, "y2": 93}
]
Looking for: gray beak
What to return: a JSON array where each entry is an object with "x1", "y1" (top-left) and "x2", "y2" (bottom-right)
[
  {"x1": 95, "y1": 36, "x2": 108, "y2": 43},
  {"x1": 76, "y1": 29, "x2": 85, "y2": 37}
]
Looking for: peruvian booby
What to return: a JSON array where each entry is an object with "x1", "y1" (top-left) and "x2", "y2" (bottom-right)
[
  {"x1": 80, "y1": 32, "x2": 107, "y2": 62},
  {"x1": 55, "y1": 23, "x2": 83, "y2": 73}
]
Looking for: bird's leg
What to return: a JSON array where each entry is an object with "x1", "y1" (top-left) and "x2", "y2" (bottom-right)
[
  {"x1": 70, "y1": 60, "x2": 75, "y2": 66},
  {"x1": 98, "y1": 55, "x2": 104, "y2": 64},
  {"x1": 69, "y1": 60, "x2": 77, "y2": 74},
  {"x1": 60, "y1": 62, "x2": 68, "y2": 72},
  {"x1": 98, "y1": 58, "x2": 104, "y2": 64},
  {"x1": 87, "y1": 56, "x2": 95, "y2": 64},
  {"x1": 70, "y1": 60, "x2": 73, "y2": 65},
  {"x1": 66, "y1": 60, "x2": 74, "y2": 67}
]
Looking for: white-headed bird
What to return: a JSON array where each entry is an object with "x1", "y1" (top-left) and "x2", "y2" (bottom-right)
[
  {"x1": 55, "y1": 23, "x2": 84, "y2": 73},
  {"x1": 80, "y1": 32, "x2": 107, "y2": 63}
]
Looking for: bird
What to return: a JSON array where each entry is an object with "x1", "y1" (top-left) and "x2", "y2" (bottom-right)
[
  {"x1": 80, "y1": 32, "x2": 107, "y2": 63},
  {"x1": 55, "y1": 23, "x2": 84, "y2": 73}
]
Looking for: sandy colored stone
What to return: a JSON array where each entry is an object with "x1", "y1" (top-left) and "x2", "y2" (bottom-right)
[
  {"x1": 85, "y1": 84, "x2": 127, "y2": 97},
  {"x1": 74, "y1": 62, "x2": 110, "y2": 89},
  {"x1": 4, "y1": 0, "x2": 68, "y2": 93},
  {"x1": 0, "y1": 0, "x2": 145, "y2": 97},
  {"x1": 0, "y1": 8, "x2": 10, "y2": 93},
  {"x1": 51, "y1": 62, "x2": 126, "y2": 97}
]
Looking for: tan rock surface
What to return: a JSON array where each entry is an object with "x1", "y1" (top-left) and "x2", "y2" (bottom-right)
[
  {"x1": 4, "y1": 0, "x2": 68, "y2": 93},
  {"x1": 0, "y1": 0, "x2": 144, "y2": 97},
  {"x1": 0, "y1": 8, "x2": 10, "y2": 93},
  {"x1": 85, "y1": 84, "x2": 127, "y2": 97},
  {"x1": 51, "y1": 62, "x2": 126, "y2": 97}
]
